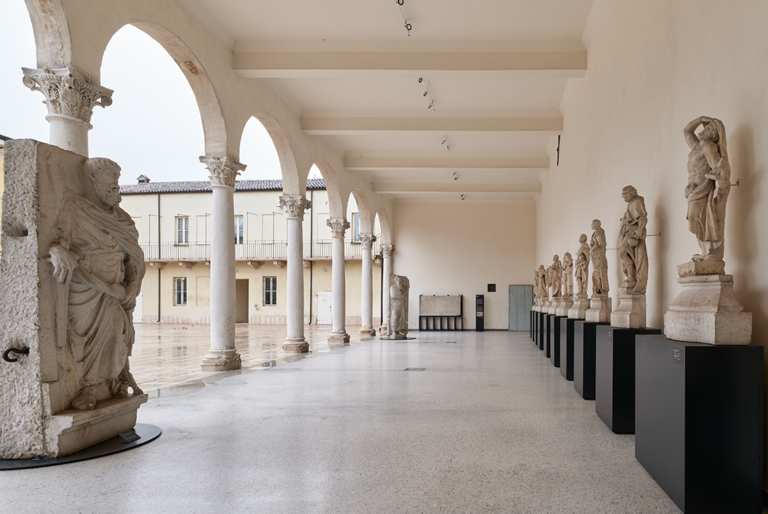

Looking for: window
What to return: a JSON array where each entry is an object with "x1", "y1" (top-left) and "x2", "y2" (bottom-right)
[
  {"x1": 174, "y1": 277, "x2": 187, "y2": 306},
  {"x1": 264, "y1": 276, "x2": 277, "y2": 306},
  {"x1": 176, "y1": 216, "x2": 189, "y2": 245},
  {"x1": 234, "y1": 215, "x2": 244, "y2": 244},
  {"x1": 352, "y1": 213, "x2": 360, "y2": 242}
]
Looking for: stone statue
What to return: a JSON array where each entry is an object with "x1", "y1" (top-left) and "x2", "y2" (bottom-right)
[
  {"x1": 534, "y1": 269, "x2": 540, "y2": 302},
  {"x1": 48, "y1": 158, "x2": 145, "y2": 410},
  {"x1": 550, "y1": 255, "x2": 562, "y2": 299},
  {"x1": 389, "y1": 274, "x2": 410, "y2": 339},
  {"x1": 618, "y1": 185, "x2": 648, "y2": 294},
  {"x1": 680, "y1": 116, "x2": 731, "y2": 276},
  {"x1": 575, "y1": 234, "x2": 590, "y2": 297},
  {"x1": 590, "y1": 219, "x2": 609, "y2": 295},
  {"x1": 537, "y1": 265, "x2": 548, "y2": 301},
  {"x1": 562, "y1": 252, "x2": 573, "y2": 297}
]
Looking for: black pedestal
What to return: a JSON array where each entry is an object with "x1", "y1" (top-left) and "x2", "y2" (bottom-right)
[
  {"x1": 635, "y1": 335, "x2": 763, "y2": 514},
  {"x1": 573, "y1": 320, "x2": 609, "y2": 400},
  {"x1": 532, "y1": 311, "x2": 538, "y2": 346},
  {"x1": 559, "y1": 317, "x2": 576, "y2": 381},
  {"x1": 545, "y1": 314, "x2": 553, "y2": 358},
  {"x1": 530, "y1": 310, "x2": 534, "y2": 339},
  {"x1": 550, "y1": 316, "x2": 565, "y2": 367},
  {"x1": 595, "y1": 326, "x2": 661, "y2": 434},
  {"x1": 538, "y1": 312, "x2": 546, "y2": 351}
]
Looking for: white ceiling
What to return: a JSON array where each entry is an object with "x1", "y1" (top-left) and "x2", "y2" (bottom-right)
[{"x1": 181, "y1": 0, "x2": 594, "y2": 202}]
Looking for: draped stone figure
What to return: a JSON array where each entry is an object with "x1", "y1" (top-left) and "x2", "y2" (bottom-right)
[
  {"x1": 389, "y1": 274, "x2": 410, "y2": 339},
  {"x1": 537, "y1": 265, "x2": 548, "y2": 301},
  {"x1": 562, "y1": 252, "x2": 573, "y2": 297},
  {"x1": 575, "y1": 234, "x2": 590, "y2": 297},
  {"x1": 590, "y1": 220, "x2": 609, "y2": 295},
  {"x1": 618, "y1": 185, "x2": 648, "y2": 294},
  {"x1": 550, "y1": 255, "x2": 562, "y2": 299},
  {"x1": 681, "y1": 116, "x2": 731, "y2": 275},
  {"x1": 48, "y1": 158, "x2": 145, "y2": 410}
]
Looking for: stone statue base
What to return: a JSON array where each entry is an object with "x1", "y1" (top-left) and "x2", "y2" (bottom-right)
[
  {"x1": 611, "y1": 290, "x2": 646, "y2": 329},
  {"x1": 547, "y1": 300, "x2": 560, "y2": 315},
  {"x1": 664, "y1": 275, "x2": 752, "y2": 345},
  {"x1": 567, "y1": 297, "x2": 591, "y2": 319},
  {"x1": 585, "y1": 296, "x2": 612, "y2": 323},
  {"x1": 555, "y1": 298, "x2": 574, "y2": 316},
  {"x1": 677, "y1": 259, "x2": 725, "y2": 277}
]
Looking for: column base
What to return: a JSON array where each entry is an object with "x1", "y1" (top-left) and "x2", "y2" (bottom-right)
[
  {"x1": 328, "y1": 332, "x2": 351, "y2": 343},
  {"x1": 360, "y1": 326, "x2": 376, "y2": 335},
  {"x1": 378, "y1": 324, "x2": 388, "y2": 335},
  {"x1": 282, "y1": 338, "x2": 309, "y2": 353},
  {"x1": 201, "y1": 349, "x2": 242, "y2": 371}
]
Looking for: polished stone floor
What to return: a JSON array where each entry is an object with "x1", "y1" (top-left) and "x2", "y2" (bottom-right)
[{"x1": 4, "y1": 330, "x2": 696, "y2": 513}]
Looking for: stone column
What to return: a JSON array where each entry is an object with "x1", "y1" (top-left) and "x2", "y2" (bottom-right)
[
  {"x1": 200, "y1": 156, "x2": 246, "y2": 371},
  {"x1": 22, "y1": 67, "x2": 113, "y2": 157},
  {"x1": 328, "y1": 219, "x2": 351, "y2": 343},
  {"x1": 359, "y1": 234, "x2": 377, "y2": 335},
  {"x1": 280, "y1": 195, "x2": 312, "y2": 352},
  {"x1": 380, "y1": 244, "x2": 394, "y2": 334}
]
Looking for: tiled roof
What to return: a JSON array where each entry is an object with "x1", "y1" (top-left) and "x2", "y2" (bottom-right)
[{"x1": 120, "y1": 178, "x2": 326, "y2": 195}]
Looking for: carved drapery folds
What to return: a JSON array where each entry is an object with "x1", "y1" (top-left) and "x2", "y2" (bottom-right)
[
  {"x1": 200, "y1": 156, "x2": 246, "y2": 188},
  {"x1": 359, "y1": 234, "x2": 377, "y2": 249},
  {"x1": 279, "y1": 195, "x2": 312, "y2": 219},
  {"x1": 327, "y1": 219, "x2": 350, "y2": 238},
  {"x1": 22, "y1": 67, "x2": 113, "y2": 124},
  {"x1": 381, "y1": 244, "x2": 395, "y2": 257}
]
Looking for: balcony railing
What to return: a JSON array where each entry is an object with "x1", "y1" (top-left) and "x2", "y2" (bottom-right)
[{"x1": 139, "y1": 239, "x2": 381, "y2": 261}]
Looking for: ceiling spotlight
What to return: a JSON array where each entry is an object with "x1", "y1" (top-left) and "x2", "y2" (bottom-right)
[
  {"x1": 453, "y1": 172, "x2": 459, "y2": 181},
  {"x1": 396, "y1": 0, "x2": 412, "y2": 36},
  {"x1": 441, "y1": 137, "x2": 451, "y2": 152},
  {"x1": 461, "y1": 194, "x2": 466, "y2": 201},
  {"x1": 419, "y1": 78, "x2": 436, "y2": 111}
]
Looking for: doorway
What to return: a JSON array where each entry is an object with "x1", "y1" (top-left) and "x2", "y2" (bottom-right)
[
  {"x1": 316, "y1": 291, "x2": 332, "y2": 324},
  {"x1": 236, "y1": 279, "x2": 249, "y2": 323}
]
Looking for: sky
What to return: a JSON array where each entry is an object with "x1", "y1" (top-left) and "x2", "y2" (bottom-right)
[{"x1": 0, "y1": 2, "x2": 286, "y2": 185}]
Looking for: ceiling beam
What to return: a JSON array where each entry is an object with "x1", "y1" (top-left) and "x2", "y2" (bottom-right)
[
  {"x1": 344, "y1": 156, "x2": 550, "y2": 170},
  {"x1": 233, "y1": 51, "x2": 587, "y2": 79},
  {"x1": 372, "y1": 183, "x2": 541, "y2": 194},
  {"x1": 302, "y1": 116, "x2": 562, "y2": 135}
]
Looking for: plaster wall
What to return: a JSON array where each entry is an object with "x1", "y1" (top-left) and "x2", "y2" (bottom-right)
[
  {"x1": 394, "y1": 202, "x2": 536, "y2": 330},
  {"x1": 536, "y1": 0, "x2": 768, "y2": 485}
]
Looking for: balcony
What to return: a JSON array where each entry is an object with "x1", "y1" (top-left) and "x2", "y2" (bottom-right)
[{"x1": 140, "y1": 239, "x2": 381, "y2": 263}]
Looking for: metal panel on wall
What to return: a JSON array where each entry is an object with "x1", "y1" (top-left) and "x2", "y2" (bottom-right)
[{"x1": 509, "y1": 285, "x2": 533, "y2": 331}]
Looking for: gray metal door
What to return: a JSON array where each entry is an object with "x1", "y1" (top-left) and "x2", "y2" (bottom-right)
[{"x1": 509, "y1": 285, "x2": 533, "y2": 331}]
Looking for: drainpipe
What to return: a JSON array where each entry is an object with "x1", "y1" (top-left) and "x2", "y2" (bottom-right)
[
  {"x1": 309, "y1": 188, "x2": 314, "y2": 324},
  {"x1": 157, "y1": 193, "x2": 161, "y2": 323}
]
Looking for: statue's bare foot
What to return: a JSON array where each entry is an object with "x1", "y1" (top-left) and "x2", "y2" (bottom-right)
[
  {"x1": 71, "y1": 387, "x2": 96, "y2": 410},
  {"x1": 131, "y1": 386, "x2": 144, "y2": 396},
  {"x1": 691, "y1": 254, "x2": 704, "y2": 262}
]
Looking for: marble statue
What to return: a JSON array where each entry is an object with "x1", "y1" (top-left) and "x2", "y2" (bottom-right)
[
  {"x1": 664, "y1": 117, "x2": 751, "y2": 344},
  {"x1": 48, "y1": 158, "x2": 145, "y2": 410},
  {"x1": 680, "y1": 116, "x2": 731, "y2": 276},
  {"x1": 612, "y1": 186, "x2": 649, "y2": 328},
  {"x1": 562, "y1": 253, "x2": 573, "y2": 298},
  {"x1": 550, "y1": 255, "x2": 562, "y2": 299},
  {"x1": 389, "y1": 274, "x2": 410, "y2": 339},
  {"x1": 589, "y1": 220, "x2": 609, "y2": 295},
  {"x1": 575, "y1": 234, "x2": 590, "y2": 297},
  {"x1": 537, "y1": 265, "x2": 548, "y2": 302},
  {"x1": 586, "y1": 220, "x2": 611, "y2": 322},
  {"x1": 618, "y1": 185, "x2": 648, "y2": 294}
]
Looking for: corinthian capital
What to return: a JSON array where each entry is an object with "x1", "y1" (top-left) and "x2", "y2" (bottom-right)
[
  {"x1": 381, "y1": 244, "x2": 394, "y2": 257},
  {"x1": 358, "y1": 234, "x2": 377, "y2": 249},
  {"x1": 22, "y1": 67, "x2": 113, "y2": 124},
  {"x1": 200, "y1": 156, "x2": 246, "y2": 187},
  {"x1": 327, "y1": 219, "x2": 350, "y2": 238},
  {"x1": 279, "y1": 195, "x2": 312, "y2": 218}
]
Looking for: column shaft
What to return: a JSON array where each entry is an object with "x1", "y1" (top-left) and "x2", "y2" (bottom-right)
[
  {"x1": 280, "y1": 196, "x2": 312, "y2": 353},
  {"x1": 328, "y1": 219, "x2": 350, "y2": 343},
  {"x1": 359, "y1": 234, "x2": 376, "y2": 335},
  {"x1": 380, "y1": 245, "x2": 394, "y2": 334}
]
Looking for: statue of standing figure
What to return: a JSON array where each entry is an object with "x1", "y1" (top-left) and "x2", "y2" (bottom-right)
[
  {"x1": 618, "y1": 185, "x2": 648, "y2": 294},
  {"x1": 550, "y1": 255, "x2": 562, "y2": 299},
  {"x1": 590, "y1": 220, "x2": 609, "y2": 295},
  {"x1": 562, "y1": 252, "x2": 573, "y2": 298},
  {"x1": 537, "y1": 265, "x2": 548, "y2": 301},
  {"x1": 574, "y1": 234, "x2": 590, "y2": 297},
  {"x1": 389, "y1": 274, "x2": 410, "y2": 339},
  {"x1": 681, "y1": 116, "x2": 731, "y2": 275}
]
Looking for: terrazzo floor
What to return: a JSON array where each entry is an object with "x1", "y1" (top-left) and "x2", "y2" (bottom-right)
[{"x1": 1, "y1": 329, "x2": 733, "y2": 513}]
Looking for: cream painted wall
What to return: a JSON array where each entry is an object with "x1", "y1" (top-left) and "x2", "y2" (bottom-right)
[
  {"x1": 394, "y1": 202, "x2": 536, "y2": 330},
  {"x1": 537, "y1": 0, "x2": 768, "y2": 486}
]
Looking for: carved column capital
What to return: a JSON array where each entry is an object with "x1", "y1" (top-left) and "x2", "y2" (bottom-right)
[
  {"x1": 381, "y1": 244, "x2": 395, "y2": 257},
  {"x1": 279, "y1": 195, "x2": 312, "y2": 219},
  {"x1": 22, "y1": 67, "x2": 113, "y2": 124},
  {"x1": 327, "y1": 219, "x2": 350, "y2": 238},
  {"x1": 200, "y1": 156, "x2": 246, "y2": 188},
  {"x1": 358, "y1": 234, "x2": 377, "y2": 249}
]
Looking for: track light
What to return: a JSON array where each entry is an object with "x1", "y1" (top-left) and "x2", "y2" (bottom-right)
[
  {"x1": 453, "y1": 172, "x2": 459, "y2": 181},
  {"x1": 441, "y1": 136, "x2": 451, "y2": 152},
  {"x1": 461, "y1": 194, "x2": 466, "y2": 201},
  {"x1": 419, "y1": 78, "x2": 436, "y2": 111},
  {"x1": 395, "y1": 0, "x2": 412, "y2": 36}
]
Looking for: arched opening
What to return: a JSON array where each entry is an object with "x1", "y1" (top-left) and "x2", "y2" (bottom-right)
[{"x1": 236, "y1": 113, "x2": 300, "y2": 195}]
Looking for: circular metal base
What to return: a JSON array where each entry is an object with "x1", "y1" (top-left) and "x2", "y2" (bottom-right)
[
  {"x1": 379, "y1": 337, "x2": 417, "y2": 340},
  {"x1": 0, "y1": 424, "x2": 161, "y2": 470}
]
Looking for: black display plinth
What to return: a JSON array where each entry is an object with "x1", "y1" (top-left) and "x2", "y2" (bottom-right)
[
  {"x1": 544, "y1": 314, "x2": 553, "y2": 358},
  {"x1": 538, "y1": 312, "x2": 546, "y2": 351},
  {"x1": 549, "y1": 315, "x2": 565, "y2": 367},
  {"x1": 532, "y1": 310, "x2": 539, "y2": 347},
  {"x1": 530, "y1": 310, "x2": 534, "y2": 339},
  {"x1": 559, "y1": 317, "x2": 576, "y2": 381},
  {"x1": 595, "y1": 326, "x2": 661, "y2": 434},
  {"x1": 635, "y1": 335, "x2": 763, "y2": 514},
  {"x1": 573, "y1": 320, "x2": 609, "y2": 400}
]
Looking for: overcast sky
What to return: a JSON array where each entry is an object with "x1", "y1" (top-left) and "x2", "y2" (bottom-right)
[{"x1": 1, "y1": 2, "x2": 286, "y2": 185}]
